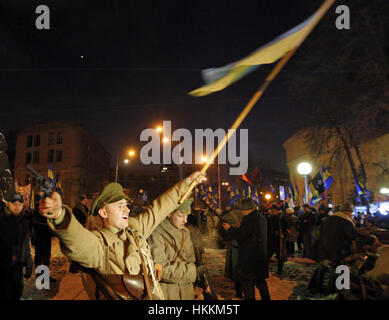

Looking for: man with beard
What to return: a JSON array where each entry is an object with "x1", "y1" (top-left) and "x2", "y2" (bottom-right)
[
  {"x1": 222, "y1": 198, "x2": 270, "y2": 300},
  {"x1": 0, "y1": 193, "x2": 33, "y2": 300}
]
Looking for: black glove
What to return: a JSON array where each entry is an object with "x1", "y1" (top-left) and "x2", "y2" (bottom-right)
[
  {"x1": 24, "y1": 267, "x2": 32, "y2": 279},
  {"x1": 196, "y1": 264, "x2": 207, "y2": 281}
]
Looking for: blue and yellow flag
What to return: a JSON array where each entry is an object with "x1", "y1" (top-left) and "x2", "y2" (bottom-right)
[
  {"x1": 310, "y1": 190, "x2": 322, "y2": 206},
  {"x1": 48, "y1": 163, "x2": 56, "y2": 189},
  {"x1": 190, "y1": 9, "x2": 320, "y2": 96},
  {"x1": 321, "y1": 166, "x2": 334, "y2": 190},
  {"x1": 304, "y1": 179, "x2": 313, "y2": 204},
  {"x1": 197, "y1": 184, "x2": 218, "y2": 211},
  {"x1": 227, "y1": 184, "x2": 241, "y2": 206},
  {"x1": 252, "y1": 185, "x2": 260, "y2": 205}
]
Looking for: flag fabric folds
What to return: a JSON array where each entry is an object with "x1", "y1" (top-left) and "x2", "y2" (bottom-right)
[
  {"x1": 189, "y1": 10, "x2": 318, "y2": 96},
  {"x1": 294, "y1": 182, "x2": 300, "y2": 203},
  {"x1": 304, "y1": 179, "x2": 313, "y2": 204},
  {"x1": 48, "y1": 163, "x2": 56, "y2": 189},
  {"x1": 354, "y1": 178, "x2": 370, "y2": 203},
  {"x1": 242, "y1": 173, "x2": 253, "y2": 185},
  {"x1": 312, "y1": 172, "x2": 325, "y2": 194},
  {"x1": 48, "y1": 163, "x2": 64, "y2": 196},
  {"x1": 310, "y1": 190, "x2": 322, "y2": 206},
  {"x1": 287, "y1": 181, "x2": 295, "y2": 200},
  {"x1": 321, "y1": 166, "x2": 334, "y2": 190},
  {"x1": 197, "y1": 184, "x2": 218, "y2": 211},
  {"x1": 227, "y1": 184, "x2": 241, "y2": 206}
]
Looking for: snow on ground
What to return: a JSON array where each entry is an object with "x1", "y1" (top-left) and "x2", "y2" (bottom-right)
[{"x1": 21, "y1": 237, "x2": 326, "y2": 300}]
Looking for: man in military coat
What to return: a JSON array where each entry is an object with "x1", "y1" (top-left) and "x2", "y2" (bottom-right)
[
  {"x1": 39, "y1": 171, "x2": 205, "y2": 300},
  {"x1": 148, "y1": 198, "x2": 197, "y2": 300}
]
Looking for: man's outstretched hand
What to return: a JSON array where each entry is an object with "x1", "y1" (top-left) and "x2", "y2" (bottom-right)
[
  {"x1": 187, "y1": 171, "x2": 206, "y2": 185},
  {"x1": 39, "y1": 192, "x2": 63, "y2": 219}
]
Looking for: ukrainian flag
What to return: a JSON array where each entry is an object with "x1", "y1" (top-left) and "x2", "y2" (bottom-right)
[
  {"x1": 310, "y1": 190, "x2": 322, "y2": 206},
  {"x1": 227, "y1": 184, "x2": 241, "y2": 206},
  {"x1": 252, "y1": 186, "x2": 260, "y2": 205},
  {"x1": 321, "y1": 166, "x2": 334, "y2": 190},
  {"x1": 304, "y1": 179, "x2": 313, "y2": 204},
  {"x1": 48, "y1": 163, "x2": 56, "y2": 189},
  {"x1": 190, "y1": 7, "x2": 321, "y2": 96}
]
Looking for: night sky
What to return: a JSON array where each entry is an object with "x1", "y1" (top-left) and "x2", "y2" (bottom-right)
[{"x1": 0, "y1": 0, "x2": 335, "y2": 172}]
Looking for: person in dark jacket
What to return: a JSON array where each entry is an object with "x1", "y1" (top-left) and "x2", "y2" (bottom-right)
[
  {"x1": 220, "y1": 202, "x2": 244, "y2": 298},
  {"x1": 222, "y1": 198, "x2": 270, "y2": 300},
  {"x1": 72, "y1": 194, "x2": 89, "y2": 226},
  {"x1": 285, "y1": 208, "x2": 299, "y2": 257},
  {"x1": 300, "y1": 204, "x2": 317, "y2": 259},
  {"x1": 310, "y1": 203, "x2": 371, "y2": 293},
  {"x1": 314, "y1": 203, "x2": 366, "y2": 265},
  {"x1": 0, "y1": 193, "x2": 33, "y2": 300},
  {"x1": 32, "y1": 194, "x2": 53, "y2": 270},
  {"x1": 267, "y1": 204, "x2": 289, "y2": 275}
]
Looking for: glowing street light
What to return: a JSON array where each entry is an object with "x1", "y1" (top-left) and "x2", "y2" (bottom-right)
[
  {"x1": 128, "y1": 150, "x2": 135, "y2": 157},
  {"x1": 297, "y1": 162, "x2": 312, "y2": 175},
  {"x1": 297, "y1": 162, "x2": 312, "y2": 205},
  {"x1": 162, "y1": 137, "x2": 169, "y2": 144},
  {"x1": 156, "y1": 126, "x2": 163, "y2": 133},
  {"x1": 124, "y1": 159, "x2": 129, "y2": 164},
  {"x1": 380, "y1": 187, "x2": 389, "y2": 195},
  {"x1": 265, "y1": 194, "x2": 272, "y2": 200}
]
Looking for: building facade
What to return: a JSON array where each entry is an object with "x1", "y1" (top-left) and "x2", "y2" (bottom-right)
[
  {"x1": 283, "y1": 129, "x2": 389, "y2": 206},
  {"x1": 14, "y1": 121, "x2": 111, "y2": 207}
]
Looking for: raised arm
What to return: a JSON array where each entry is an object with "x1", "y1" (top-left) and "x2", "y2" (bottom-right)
[{"x1": 41, "y1": 192, "x2": 104, "y2": 269}]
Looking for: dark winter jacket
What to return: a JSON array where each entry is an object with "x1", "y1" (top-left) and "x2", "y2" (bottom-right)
[
  {"x1": 314, "y1": 211, "x2": 368, "y2": 266},
  {"x1": 267, "y1": 213, "x2": 289, "y2": 261},
  {"x1": 0, "y1": 204, "x2": 32, "y2": 272},
  {"x1": 299, "y1": 210, "x2": 317, "y2": 233},
  {"x1": 227, "y1": 210, "x2": 268, "y2": 281}
]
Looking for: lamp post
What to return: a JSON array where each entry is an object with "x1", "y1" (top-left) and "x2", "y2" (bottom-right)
[
  {"x1": 115, "y1": 149, "x2": 136, "y2": 183},
  {"x1": 297, "y1": 162, "x2": 312, "y2": 205}
]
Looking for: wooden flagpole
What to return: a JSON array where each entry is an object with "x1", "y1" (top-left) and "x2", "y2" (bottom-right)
[{"x1": 179, "y1": 0, "x2": 337, "y2": 204}]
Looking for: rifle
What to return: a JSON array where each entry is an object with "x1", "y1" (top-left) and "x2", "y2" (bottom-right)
[
  {"x1": 190, "y1": 228, "x2": 218, "y2": 300},
  {"x1": 26, "y1": 164, "x2": 54, "y2": 199}
]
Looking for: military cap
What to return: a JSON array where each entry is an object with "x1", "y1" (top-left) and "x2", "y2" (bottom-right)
[
  {"x1": 91, "y1": 183, "x2": 130, "y2": 216},
  {"x1": 176, "y1": 197, "x2": 193, "y2": 215}
]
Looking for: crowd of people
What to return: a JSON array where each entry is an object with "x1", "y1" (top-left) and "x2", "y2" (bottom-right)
[
  {"x1": 218, "y1": 200, "x2": 389, "y2": 299},
  {"x1": 1, "y1": 174, "x2": 388, "y2": 301}
]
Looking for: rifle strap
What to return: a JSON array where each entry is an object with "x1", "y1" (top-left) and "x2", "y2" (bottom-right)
[
  {"x1": 171, "y1": 230, "x2": 185, "y2": 264},
  {"x1": 132, "y1": 232, "x2": 153, "y2": 300}
]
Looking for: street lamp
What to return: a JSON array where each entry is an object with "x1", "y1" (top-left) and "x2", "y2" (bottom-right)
[
  {"x1": 265, "y1": 193, "x2": 272, "y2": 200},
  {"x1": 115, "y1": 149, "x2": 136, "y2": 182},
  {"x1": 380, "y1": 187, "x2": 389, "y2": 195},
  {"x1": 297, "y1": 162, "x2": 312, "y2": 205}
]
